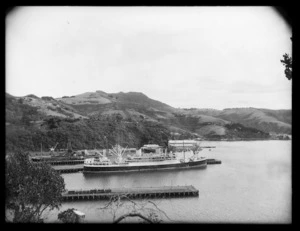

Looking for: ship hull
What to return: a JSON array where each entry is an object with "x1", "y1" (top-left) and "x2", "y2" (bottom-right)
[{"x1": 83, "y1": 159, "x2": 207, "y2": 173}]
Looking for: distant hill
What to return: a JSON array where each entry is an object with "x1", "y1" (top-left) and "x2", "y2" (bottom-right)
[
  {"x1": 5, "y1": 91, "x2": 291, "y2": 152},
  {"x1": 6, "y1": 93, "x2": 87, "y2": 121},
  {"x1": 56, "y1": 91, "x2": 176, "y2": 125},
  {"x1": 56, "y1": 91, "x2": 174, "y2": 110},
  {"x1": 188, "y1": 107, "x2": 291, "y2": 134}
]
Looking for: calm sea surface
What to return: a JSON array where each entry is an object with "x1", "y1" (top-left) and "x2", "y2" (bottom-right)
[{"x1": 44, "y1": 141, "x2": 291, "y2": 223}]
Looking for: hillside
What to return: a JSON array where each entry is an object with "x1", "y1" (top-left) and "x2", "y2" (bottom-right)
[
  {"x1": 5, "y1": 93, "x2": 172, "y2": 152},
  {"x1": 55, "y1": 91, "x2": 291, "y2": 135},
  {"x1": 190, "y1": 107, "x2": 291, "y2": 134},
  {"x1": 5, "y1": 91, "x2": 291, "y2": 152},
  {"x1": 6, "y1": 94, "x2": 87, "y2": 122},
  {"x1": 57, "y1": 91, "x2": 175, "y2": 114}
]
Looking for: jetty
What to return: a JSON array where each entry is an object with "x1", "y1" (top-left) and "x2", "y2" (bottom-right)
[
  {"x1": 46, "y1": 160, "x2": 84, "y2": 165},
  {"x1": 206, "y1": 158, "x2": 222, "y2": 164},
  {"x1": 31, "y1": 158, "x2": 84, "y2": 165},
  {"x1": 53, "y1": 165, "x2": 84, "y2": 174},
  {"x1": 62, "y1": 185, "x2": 199, "y2": 201},
  {"x1": 55, "y1": 167, "x2": 83, "y2": 173}
]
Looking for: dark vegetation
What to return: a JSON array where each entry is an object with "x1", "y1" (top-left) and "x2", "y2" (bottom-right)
[
  {"x1": 280, "y1": 37, "x2": 292, "y2": 81},
  {"x1": 6, "y1": 96, "x2": 42, "y2": 126},
  {"x1": 6, "y1": 100, "x2": 171, "y2": 152},
  {"x1": 41, "y1": 96, "x2": 55, "y2": 101},
  {"x1": 172, "y1": 114, "x2": 200, "y2": 132},
  {"x1": 25, "y1": 94, "x2": 39, "y2": 99},
  {"x1": 6, "y1": 151, "x2": 65, "y2": 222},
  {"x1": 57, "y1": 208, "x2": 79, "y2": 223},
  {"x1": 223, "y1": 123, "x2": 270, "y2": 139}
]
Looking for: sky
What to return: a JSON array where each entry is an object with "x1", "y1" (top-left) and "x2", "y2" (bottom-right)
[{"x1": 6, "y1": 6, "x2": 292, "y2": 110}]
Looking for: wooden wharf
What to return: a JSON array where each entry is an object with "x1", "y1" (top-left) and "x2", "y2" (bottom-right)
[
  {"x1": 56, "y1": 168, "x2": 83, "y2": 174},
  {"x1": 48, "y1": 160, "x2": 84, "y2": 166},
  {"x1": 206, "y1": 159, "x2": 222, "y2": 164},
  {"x1": 62, "y1": 185, "x2": 199, "y2": 201},
  {"x1": 53, "y1": 165, "x2": 83, "y2": 174},
  {"x1": 31, "y1": 157, "x2": 84, "y2": 166}
]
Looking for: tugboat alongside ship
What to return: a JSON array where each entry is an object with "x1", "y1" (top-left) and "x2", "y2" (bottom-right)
[{"x1": 83, "y1": 144, "x2": 207, "y2": 173}]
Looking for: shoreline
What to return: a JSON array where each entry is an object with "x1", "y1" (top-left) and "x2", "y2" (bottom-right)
[{"x1": 201, "y1": 138, "x2": 291, "y2": 142}]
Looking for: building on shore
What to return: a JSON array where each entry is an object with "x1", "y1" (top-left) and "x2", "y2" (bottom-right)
[
  {"x1": 73, "y1": 210, "x2": 85, "y2": 223},
  {"x1": 168, "y1": 140, "x2": 198, "y2": 151}
]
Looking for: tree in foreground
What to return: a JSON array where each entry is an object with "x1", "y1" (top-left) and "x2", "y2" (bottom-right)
[
  {"x1": 280, "y1": 37, "x2": 292, "y2": 80},
  {"x1": 5, "y1": 151, "x2": 65, "y2": 222},
  {"x1": 57, "y1": 208, "x2": 79, "y2": 223},
  {"x1": 281, "y1": 53, "x2": 292, "y2": 80},
  {"x1": 97, "y1": 194, "x2": 172, "y2": 223}
]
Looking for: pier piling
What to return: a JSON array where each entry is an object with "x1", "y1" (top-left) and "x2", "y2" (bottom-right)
[{"x1": 62, "y1": 185, "x2": 199, "y2": 201}]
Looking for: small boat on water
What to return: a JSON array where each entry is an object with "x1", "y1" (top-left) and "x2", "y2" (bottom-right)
[{"x1": 83, "y1": 144, "x2": 207, "y2": 173}]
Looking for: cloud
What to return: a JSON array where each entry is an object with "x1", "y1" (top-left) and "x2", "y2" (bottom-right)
[
  {"x1": 6, "y1": 6, "x2": 292, "y2": 109},
  {"x1": 228, "y1": 80, "x2": 290, "y2": 94}
]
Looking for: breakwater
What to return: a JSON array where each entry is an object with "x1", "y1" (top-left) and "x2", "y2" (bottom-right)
[{"x1": 62, "y1": 185, "x2": 199, "y2": 201}]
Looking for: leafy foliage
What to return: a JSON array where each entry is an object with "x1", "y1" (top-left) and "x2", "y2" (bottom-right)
[
  {"x1": 6, "y1": 96, "x2": 42, "y2": 125},
  {"x1": 173, "y1": 114, "x2": 200, "y2": 132},
  {"x1": 6, "y1": 115, "x2": 172, "y2": 152},
  {"x1": 5, "y1": 152, "x2": 65, "y2": 222},
  {"x1": 281, "y1": 53, "x2": 292, "y2": 80},
  {"x1": 280, "y1": 37, "x2": 292, "y2": 80},
  {"x1": 224, "y1": 123, "x2": 270, "y2": 139},
  {"x1": 57, "y1": 208, "x2": 79, "y2": 223}
]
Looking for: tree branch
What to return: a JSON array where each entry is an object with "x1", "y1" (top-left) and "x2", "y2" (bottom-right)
[
  {"x1": 113, "y1": 213, "x2": 153, "y2": 224},
  {"x1": 37, "y1": 204, "x2": 49, "y2": 218},
  {"x1": 147, "y1": 201, "x2": 172, "y2": 221},
  {"x1": 98, "y1": 195, "x2": 118, "y2": 210}
]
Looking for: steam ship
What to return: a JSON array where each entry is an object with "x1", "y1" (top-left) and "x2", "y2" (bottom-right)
[{"x1": 83, "y1": 144, "x2": 207, "y2": 173}]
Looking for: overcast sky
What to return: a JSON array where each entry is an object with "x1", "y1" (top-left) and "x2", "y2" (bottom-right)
[{"x1": 6, "y1": 6, "x2": 292, "y2": 110}]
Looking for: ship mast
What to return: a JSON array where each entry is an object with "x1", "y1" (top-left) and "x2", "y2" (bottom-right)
[
  {"x1": 111, "y1": 144, "x2": 128, "y2": 163},
  {"x1": 183, "y1": 140, "x2": 185, "y2": 162}
]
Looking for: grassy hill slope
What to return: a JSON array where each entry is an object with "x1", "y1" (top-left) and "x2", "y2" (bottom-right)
[
  {"x1": 182, "y1": 107, "x2": 291, "y2": 134},
  {"x1": 6, "y1": 91, "x2": 291, "y2": 152}
]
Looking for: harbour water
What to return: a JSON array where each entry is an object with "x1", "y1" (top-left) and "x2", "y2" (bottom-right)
[{"x1": 44, "y1": 140, "x2": 291, "y2": 223}]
